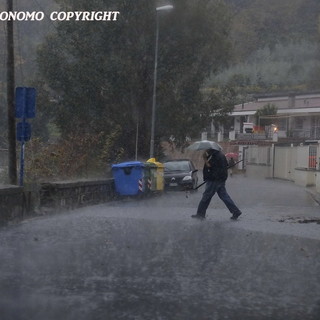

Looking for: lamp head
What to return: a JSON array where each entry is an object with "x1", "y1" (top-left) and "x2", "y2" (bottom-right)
[{"x1": 156, "y1": 5, "x2": 174, "y2": 11}]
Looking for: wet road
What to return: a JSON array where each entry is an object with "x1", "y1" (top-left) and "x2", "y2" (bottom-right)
[{"x1": 0, "y1": 176, "x2": 320, "y2": 320}]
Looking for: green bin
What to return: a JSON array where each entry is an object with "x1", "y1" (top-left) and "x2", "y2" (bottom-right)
[{"x1": 144, "y1": 161, "x2": 157, "y2": 192}]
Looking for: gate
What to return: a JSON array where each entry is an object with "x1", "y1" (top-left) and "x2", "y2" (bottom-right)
[
  {"x1": 273, "y1": 146, "x2": 296, "y2": 181},
  {"x1": 309, "y1": 145, "x2": 317, "y2": 169}
]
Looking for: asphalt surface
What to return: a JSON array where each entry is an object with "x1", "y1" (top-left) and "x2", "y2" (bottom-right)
[{"x1": 0, "y1": 175, "x2": 320, "y2": 320}]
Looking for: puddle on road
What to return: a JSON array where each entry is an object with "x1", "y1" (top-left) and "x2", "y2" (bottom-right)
[{"x1": 279, "y1": 217, "x2": 320, "y2": 225}]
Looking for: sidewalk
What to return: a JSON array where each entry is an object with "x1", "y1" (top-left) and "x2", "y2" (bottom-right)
[{"x1": 306, "y1": 186, "x2": 320, "y2": 205}]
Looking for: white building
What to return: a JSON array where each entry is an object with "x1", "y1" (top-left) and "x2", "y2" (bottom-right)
[{"x1": 231, "y1": 92, "x2": 320, "y2": 140}]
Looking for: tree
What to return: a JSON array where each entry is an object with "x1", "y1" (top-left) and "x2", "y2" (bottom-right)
[
  {"x1": 228, "y1": 0, "x2": 320, "y2": 63},
  {"x1": 37, "y1": 0, "x2": 232, "y2": 160},
  {"x1": 255, "y1": 103, "x2": 278, "y2": 127},
  {"x1": 308, "y1": 14, "x2": 320, "y2": 89}
]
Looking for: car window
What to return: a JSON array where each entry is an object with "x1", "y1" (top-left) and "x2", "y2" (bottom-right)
[{"x1": 164, "y1": 161, "x2": 191, "y2": 172}]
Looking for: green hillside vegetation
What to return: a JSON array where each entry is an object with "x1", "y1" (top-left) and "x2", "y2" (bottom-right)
[
  {"x1": 227, "y1": 0, "x2": 320, "y2": 59},
  {"x1": 207, "y1": 41, "x2": 320, "y2": 91},
  {"x1": 214, "y1": 0, "x2": 320, "y2": 93}
]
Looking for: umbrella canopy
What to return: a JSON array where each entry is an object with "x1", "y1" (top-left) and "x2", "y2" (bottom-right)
[
  {"x1": 225, "y1": 152, "x2": 238, "y2": 159},
  {"x1": 186, "y1": 140, "x2": 222, "y2": 151}
]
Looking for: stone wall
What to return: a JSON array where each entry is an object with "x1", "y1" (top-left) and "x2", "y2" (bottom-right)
[
  {"x1": 40, "y1": 179, "x2": 115, "y2": 211},
  {"x1": 0, "y1": 179, "x2": 116, "y2": 225}
]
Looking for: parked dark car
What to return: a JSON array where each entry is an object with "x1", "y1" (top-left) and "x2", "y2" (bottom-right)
[{"x1": 163, "y1": 159, "x2": 198, "y2": 191}]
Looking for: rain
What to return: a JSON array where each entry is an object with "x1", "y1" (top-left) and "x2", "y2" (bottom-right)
[
  {"x1": 0, "y1": 177, "x2": 320, "y2": 319},
  {"x1": 1, "y1": 0, "x2": 320, "y2": 319}
]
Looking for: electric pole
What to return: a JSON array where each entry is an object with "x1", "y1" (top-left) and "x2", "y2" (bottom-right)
[{"x1": 6, "y1": 0, "x2": 17, "y2": 185}]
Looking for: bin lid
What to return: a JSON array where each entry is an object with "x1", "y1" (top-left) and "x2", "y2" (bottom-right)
[
  {"x1": 112, "y1": 161, "x2": 145, "y2": 168},
  {"x1": 147, "y1": 158, "x2": 164, "y2": 168},
  {"x1": 155, "y1": 162, "x2": 164, "y2": 168},
  {"x1": 144, "y1": 161, "x2": 157, "y2": 167}
]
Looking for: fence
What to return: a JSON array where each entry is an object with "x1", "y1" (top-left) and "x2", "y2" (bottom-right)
[{"x1": 245, "y1": 143, "x2": 320, "y2": 190}]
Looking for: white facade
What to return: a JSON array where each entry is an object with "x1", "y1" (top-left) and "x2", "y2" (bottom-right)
[
  {"x1": 230, "y1": 92, "x2": 320, "y2": 140},
  {"x1": 243, "y1": 143, "x2": 320, "y2": 190}
]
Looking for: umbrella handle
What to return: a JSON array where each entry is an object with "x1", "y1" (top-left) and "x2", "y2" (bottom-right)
[{"x1": 194, "y1": 180, "x2": 207, "y2": 190}]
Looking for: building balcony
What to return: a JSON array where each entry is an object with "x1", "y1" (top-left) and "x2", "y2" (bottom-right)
[{"x1": 229, "y1": 128, "x2": 320, "y2": 144}]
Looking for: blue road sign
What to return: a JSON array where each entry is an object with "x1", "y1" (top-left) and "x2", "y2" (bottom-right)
[
  {"x1": 17, "y1": 122, "x2": 31, "y2": 142},
  {"x1": 15, "y1": 87, "x2": 36, "y2": 118}
]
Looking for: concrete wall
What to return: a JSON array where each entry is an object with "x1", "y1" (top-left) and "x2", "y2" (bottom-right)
[
  {"x1": 293, "y1": 145, "x2": 319, "y2": 188},
  {"x1": 0, "y1": 185, "x2": 24, "y2": 225},
  {"x1": 316, "y1": 171, "x2": 320, "y2": 193},
  {"x1": 245, "y1": 143, "x2": 320, "y2": 191},
  {"x1": 245, "y1": 164, "x2": 272, "y2": 179},
  {"x1": 294, "y1": 169, "x2": 317, "y2": 188},
  {"x1": 0, "y1": 179, "x2": 116, "y2": 225}
]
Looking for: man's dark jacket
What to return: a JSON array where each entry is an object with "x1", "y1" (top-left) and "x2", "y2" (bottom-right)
[{"x1": 203, "y1": 149, "x2": 228, "y2": 182}]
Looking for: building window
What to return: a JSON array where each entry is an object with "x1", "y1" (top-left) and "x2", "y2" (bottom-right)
[
  {"x1": 278, "y1": 118, "x2": 286, "y2": 131},
  {"x1": 295, "y1": 118, "x2": 303, "y2": 130}
]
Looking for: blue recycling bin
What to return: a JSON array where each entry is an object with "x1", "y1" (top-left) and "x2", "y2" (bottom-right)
[{"x1": 112, "y1": 161, "x2": 145, "y2": 196}]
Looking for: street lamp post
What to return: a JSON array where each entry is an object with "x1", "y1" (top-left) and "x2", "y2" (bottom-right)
[
  {"x1": 6, "y1": 0, "x2": 17, "y2": 184},
  {"x1": 149, "y1": 4, "x2": 173, "y2": 159}
]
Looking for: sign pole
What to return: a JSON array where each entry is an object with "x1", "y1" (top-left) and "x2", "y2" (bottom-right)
[
  {"x1": 15, "y1": 87, "x2": 36, "y2": 186},
  {"x1": 19, "y1": 96, "x2": 26, "y2": 186},
  {"x1": 19, "y1": 140, "x2": 25, "y2": 186}
]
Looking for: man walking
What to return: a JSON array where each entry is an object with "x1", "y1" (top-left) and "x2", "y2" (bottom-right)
[{"x1": 191, "y1": 148, "x2": 242, "y2": 220}]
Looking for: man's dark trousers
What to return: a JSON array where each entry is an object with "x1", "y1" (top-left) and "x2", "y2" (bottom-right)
[{"x1": 197, "y1": 180, "x2": 241, "y2": 217}]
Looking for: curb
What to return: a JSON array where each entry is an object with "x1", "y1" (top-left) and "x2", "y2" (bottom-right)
[{"x1": 306, "y1": 188, "x2": 320, "y2": 206}]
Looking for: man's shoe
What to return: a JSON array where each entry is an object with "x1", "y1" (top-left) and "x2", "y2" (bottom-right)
[
  {"x1": 230, "y1": 212, "x2": 242, "y2": 220},
  {"x1": 191, "y1": 214, "x2": 205, "y2": 220}
]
